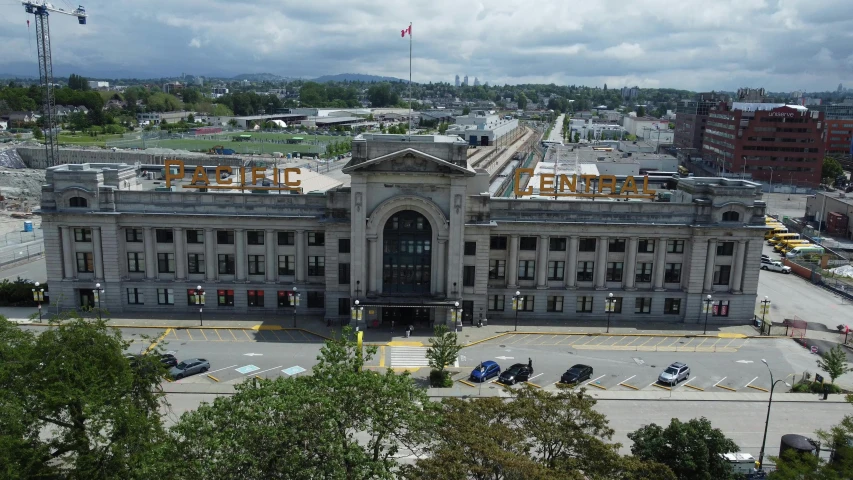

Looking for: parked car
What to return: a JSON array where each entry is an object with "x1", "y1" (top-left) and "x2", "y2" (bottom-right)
[
  {"x1": 761, "y1": 261, "x2": 791, "y2": 274},
  {"x1": 169, "y1": 358, "x2": 210, "y2": 379},
  {"x1": 469, "y1": 361, "x2": 501, "y2": 382},
  {"x1": 560, "y1": 364, "x2": 593, "y2": 384},
  {"x1": 157, "y1": 353, "x2": 178, "y2": 368},
  {"x1": 761, "y1": 256, "x2": 772, "y2": 264},
  {"x1": 498, "y1": 363, "x2": 533, "y2": 385},
  {"x1": 658, "y1": 362, "x2": 690, "y2": 385}
]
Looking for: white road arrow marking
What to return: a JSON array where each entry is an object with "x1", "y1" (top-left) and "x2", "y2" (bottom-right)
[
  {"x1": 495, "y1": 356, "x2": 515, "y2": 360},
  {"x1": 244, "y1": 353, "x2": 263, "y2": 356},
  {"x1": 736, "y1": 360, "x2": 754, "y2": 364}
]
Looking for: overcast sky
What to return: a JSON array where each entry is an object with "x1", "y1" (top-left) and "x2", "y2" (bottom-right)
[{"x1": 1, "y1": 0, "x2": 852, "y2": 92}]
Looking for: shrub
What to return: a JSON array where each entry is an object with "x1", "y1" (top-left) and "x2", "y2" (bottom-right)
[
  {"x1": 0, "y1": 278, "x2": 48, "y2": 307},
  {"x1": 792, "y1": 382, "x2": 842, "y2": 394},
  {"x1": 429, "y1": 369, "x2": 453, "y2": 388}
]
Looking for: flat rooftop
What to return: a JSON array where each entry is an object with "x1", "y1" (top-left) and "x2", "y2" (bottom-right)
[{"x1": 354, "y1": 133, "x2": 466, "y2": 144}]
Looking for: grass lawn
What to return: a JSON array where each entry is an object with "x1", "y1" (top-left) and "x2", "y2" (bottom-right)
[
  {"x1": 57, "y1": 133, "x2": 125, "y2": 147},
  {"x1": 232, "y1": 132, "x2": 346, "y2": 143}
]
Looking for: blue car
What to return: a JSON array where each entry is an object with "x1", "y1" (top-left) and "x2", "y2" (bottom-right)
[{"x1": 470, "y1": 361, "x2": 501, "y2": 382}]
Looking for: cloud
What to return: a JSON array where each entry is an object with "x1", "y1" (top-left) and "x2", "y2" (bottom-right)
[{"x1": 0, "y1": 0, "x2": 851, "y2": 91}]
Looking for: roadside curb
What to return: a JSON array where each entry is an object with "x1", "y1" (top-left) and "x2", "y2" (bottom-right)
[
  {"x1": 25, "y1": 322, "x2": 332, "y2": 341},
  {"x1": 462, "y1": 331, "x2": 786, "y2": 347}
]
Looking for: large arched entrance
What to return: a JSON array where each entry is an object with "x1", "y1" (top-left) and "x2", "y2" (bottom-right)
[{"x1": 382, "y1": 210, "x2": 432, "y2": 294}]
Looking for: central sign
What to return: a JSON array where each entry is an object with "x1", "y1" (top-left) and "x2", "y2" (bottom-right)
[
  {"x1": 769, "y1": 112, "x2": 794, "y2": 118},
  {"x1": 513, "y1": 168, "x2": 657, "y2": 198},
  {"x1": 165, "y1": 159, "x2": 303, "y2": 192}
]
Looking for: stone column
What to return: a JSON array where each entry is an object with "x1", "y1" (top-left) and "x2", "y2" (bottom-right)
[
  {"x1": 594, "y1": 236, "x2": 608, "y2": 289},
  {"x1": 143, "y1": 227, "x2": 156, "y2": 280},
  {"x1": 565, "y1": 236, "x2": 578, "y2": 289},
  {"x1": 265, "y1": 229, "x2": 276, "y2": 282},
  {"x1": 60, "y1": 226, "x2": 73, "y2": 279},
  {"x1": 436, "y1": 239, "x2": 447, "y2": 296},
  {"x1": 204, "y1": 228, "x2": 217, "y2": 282},
  {"x1": 367, "y1": 236, "x2": 378, "y2": 294},
  {"x1": 92, "y1": 227, "x2": 104, "y2": 280},
  {"x1": 235, "y1": 228, "x2": 246, "y2": 281},
  {"x1": 295, "y1": 230, "x2": 306, "y2": 283},
  {"x1": 653, "y1": 238, "x2": 667, "y2": 291},
  {"x1": 536, "y1": 235, "x2": 549, "y2": 289},
  {"x1": 174, "y1": 227, "x2": 185, "y2": 280},
  {"x1": 507, "y1": 235, "x2": 519, "y2": 288},
  {"x1": 624, "y1": 237, "x2": 638, "y2": 290},
  {"x1": 703, "y1": 239, "x2": 717, "y2": 293},
  {"x1": 731, "y1": 240, "x2": 746, "y2": 293}
]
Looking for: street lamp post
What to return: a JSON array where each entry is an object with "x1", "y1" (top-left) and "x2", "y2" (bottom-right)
[
  {"x1": 703, "y1": 295, "x2": 713, "y2": 335},
  {"x1": 94, "y1": 282, "x2": 104, "y2": 321},
  {"x1": 194, "y1": 286, "x2": 205, "y2": 327},
  {"x1": 351, "y1": 299, "x2": 364, "y2": 332},
  {"x1": 757, "y1": 359, "x2": 792, "y2": 472},
  {"x1": 289, "y1": 287, "x2": 301, "y2": 328},
  {"x1": 512, "y1": 291, "x2": 523, "y2": 332},
  {"x1": 605, "y1": 293, "x2": 615, "y2": 333},
  {"x1": 761, "y1": 296, "x2": 771, "y2": 335},
  {"x1": 32, "y1": 281, "x2": 44, "y2": 322}
]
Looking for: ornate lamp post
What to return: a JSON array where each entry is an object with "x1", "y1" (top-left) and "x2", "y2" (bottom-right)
[
  {"x1": 351, "y1": 299, "x2": 364, "y2": 331},
  {"x1": 605, "y1": 293, "x2": 615, "y2": 333},
  {"x1": 94, "y1": 282, "x2": 104, "y2": 321},
  {"x1": 760, "y1": 296, "x2": 771, "y2": 335},
  {"x1": 289, "y1": 287, "x2": 301, "y2": 328},
  {"x1": 512, "y1": 291, "x2": 524, "y2": 332},
  {"x1": 194, "y1": 285, "x2": 205, "y2": 327},
  {"x1": 703, "y1": 294, "x2": 713, "y2": 335},
  {"x1": 757, "y1": 359, "x2": 791, "y2": 472},
  {"x1": 32, "y1": 281, "x2": 45, "y2": 322}
]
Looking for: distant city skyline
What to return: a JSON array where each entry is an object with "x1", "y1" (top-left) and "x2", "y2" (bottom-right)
[{"x1": 1, "y1": 1, "x2": 852, "y2": 91}]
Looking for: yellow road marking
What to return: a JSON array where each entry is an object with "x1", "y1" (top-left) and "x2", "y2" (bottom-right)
[
  {"x1": 229, "y1": 329, "x2": 239, "y2": 341},
  {"x1": 508, "y1": 335, "x2": 527, "y2": 344},
  {"x1": 206, "y1": 374, "x2": 220, "y2": 382},
  {"x1": 458, "y1": 379, "x2": 476, "y2": 388},
  {"x1": 212, "y1": 329, "x2": 223, "y2": 341},
  {"x1": 555, "y1": 335, "x2": 573, "y2": 345},
  {"x1": 685, "y1": 384, "x2": 705, "y2": 391},
  {"x1": 185, "y1": 329, "x2": 194, "y2": 341},
  {"x1": 611, "y1": 336, "x2": 631, "y2": 346},
  {"x1": 199, "y1": 329, "x2": 208, "y2": 341},
  {"x1": 387, "y1": 341, "x2": 424, "y2": 347},
  {"x1": 694, "y1": 338, "x2": 708, "y2": 348},
  {"x1": 748, "y1": 385, "x2": 770, "y2": 392},
  {"x1": 269, "y1": 330, "x2": 282, "y2": 341},
  {"x1": 523, "y1": 334, "x2": 544, "y2": 345},
  {"x1": 652, "y1": 383, "x2": 671, "y2": 391},
  {"x1": 622, "y1": 337, "x2": 641, "y2": 347},
  {"x1": 718, "y1": 332, "x2": 746, "y2": 338},
  {"x1": 379, "y1": 346, "x2": 386, "y2": 368},
  {"x1": 243, "y1": 330, "x2": 253, "y2": 340},
  {"x1": 145, "y1": 328, "x2": 172, "y2": 354},
  {"x1": 637, "y1": 336, "x2": 655, "y2": 347},
  {"x1": 526, "y1": 382, "x2": 543, "y2": 388},
  {"x1": 651, "y1": 337, "x2": 669, "y2": 347},
  {"x1": 587, "y1": 382, "x2": 607, "y2": 390},
  {"x1": 722, "y1": 338, "x2": 737, "y2": 348},
  {"x1": 619, "y1": 383, "x2": 640, "y2": 390},
  {"x1": 543, "y1": 334, "x2": 560, "y2": 345},
  {"x1": 716, "y1": 384, "x2": 737, "y2": 392},
  {"x1": 170, "y1": 329, "x2": 179, "y2": 340}
]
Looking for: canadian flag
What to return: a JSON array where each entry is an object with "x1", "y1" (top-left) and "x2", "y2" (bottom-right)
[{"x1": 401, "y1": 24, "x2": 412, "y2": 37}]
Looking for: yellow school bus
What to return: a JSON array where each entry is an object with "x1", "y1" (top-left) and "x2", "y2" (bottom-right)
[
  {"x1": 768, "y1": 233, "x2": 800, "y2": 246},
  {"x1": 776, "y1": 239, "x2": 810, "y2": 253},
  {"x1": 765, "y1": 224, "x2": 787, "y2": 240}
]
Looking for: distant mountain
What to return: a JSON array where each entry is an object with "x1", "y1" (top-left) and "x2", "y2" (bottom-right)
[
  {"x1": 231, "y1": 73, "x2": 286, "y2": 82},
  {"x1": 312, "y1": 73, "x2": 408, "y2": 83},
  {"x1": 0, "y1": 73, "x2": 37, "y2": 80}
]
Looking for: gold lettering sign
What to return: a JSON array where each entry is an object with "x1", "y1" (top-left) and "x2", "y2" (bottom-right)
[
  {"x1": 513, "y1": 170, "x2": 657, "y2": 198},
  {"x1": 164, "y1": 160, "x2": 302, "y2": 192}
]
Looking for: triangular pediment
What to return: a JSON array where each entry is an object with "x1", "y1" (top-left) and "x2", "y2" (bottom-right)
[{"x1": 342, "y1": 148, "x2": 475, "y2": 176}]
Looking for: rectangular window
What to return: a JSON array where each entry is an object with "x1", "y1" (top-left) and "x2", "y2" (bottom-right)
[
  {"x1": 606, "y1": 262, "x2": 624, "y2": 282},
  {"x1": 463, "y1": 265, "x2": 476, "y2": 286},
  {"x1": 157, "y1": 288, "x2": 175, "y2": 305},
  {"x1": 638, "y1": 239, "x2": 655, "y2": 253},
  {"x1": 464, "y1": 241, "x2": 477, "y2": 256},
  {"x1": 217, "y1": 230, "x2": 234, "y2": 245},
  {"x1": 308, "y1": 256, "x2": 325, "y2": 276},
  {"x1": 548, "y1": 261, "x2": 565, "y2": 281},
  {"x1": 518, "y1": 260, "x2": 535, "y2": 280},
  {"x1": 488, "y1": 259, "x2": 506, "y2": 279},
  {"x1": 490, "y1": 235, "x2": 507, "y2": 250},
  {"x1": 576, "y1": 296, "x2": 593, "y2": 313},
  {"x1": 247, "y1": 255, "x2": 265, "y2": 275},
  {"x1": 246, "y1": 230, "x2": 264, "y2": 245},
  {"x1": 186, "y1": 229, "x2": 204, "y2": 244},
  {"x1": 127, "y1": 252, "x2": 144, "y2": 273},
  {"x1": 607, "y1": 297, "x2": 624, "y2": 314},
  {"x1": 308, "y1": 231, "x2": 325, "y2": 246},
  {"x1": 218, "y1": 254, "x2": 235, "y2": 275},
  {"x1": 636, "y1": 262, "x2": 653, "y2": 283},
  {"x1": 489, "y1": 295, "x2": 505, "y2": 311},
  {"x1": 667, "y1": 240, "x2": 685, "y2": 253},
  {"x1": 716, "y1": 242, "x2": 734, "y2": 256},
  {"x1": 248, "y1": 290, "x2": 265, "y2": 307},
  {"x1": 519, "y1": 296, "x2": 534, "y2": 311},
  {"x1": 713, "y1": 265, "x2": 731, "y2": 285},
  {"x1": 577, "y1": 261, "x2": 594, "y2": 282},
  {"x1": 126, "y1": 288, "x2": 144, "y2": 305},
  {"x1": 338, "y1": 297, "x2": 350, "y2": 316},
  {"x1": 519, "y1": 236, "x2": 537, "y2": 250},
  {"x1": 74, "y1": 228, "x2": 92, "y2": 242},
  {"x1": 187, "y1": 253, "x2": 205, "y2": 274},
  {"x1": 635, "y1": 297, "x2": 652, "y2": 314},
  {"x1": 217, "y1": 289, "x2": 234, "y2": 307},
  {"x1": 278, "y1": 231, "x2": 295, "y2": 246},
  {"x1": 338, "y1": 238, "x2": 351, "y2": 253},
  {"x1": 608, "y1": 238, "x2": 626, "y2": 253},
  {"x1": 155, "y1": 229, "x2": 174, "y2": 243},
  {"x1": 187, "y1": 288, "x2": 204, "y2": 306},
  {"x1": 278, "y1": 255, "x2": 295, "y2": 275},
  {"x1": 157, "y1": 253, "x2": 175, "y2": 273},
  {"x1": 712, "y1": 300, "x2": 730, "y2": 317},
  {"x1": 664, "y1": 298, "x2": 681, "y2": 314},
  {"x1": 307, "y1": 291, "x2": 325, "y2": 308},
  {"x1": 76, "y1": 252, "x2": 93, "y2": 272},
  {"x1": 125, "y1": 228, "x2": 143, "y2": 243},
  {"x1": 338, "y1": 263, "x2": 351, "y2": 284},
  {"x1": 665, "y1": 263, "x2": 682, "y2": 283},
  {"x1": 549, "y1": 237, "x2": 567, "y2": 251},
  {"x1": 578, "y1": 238, "x2": 596, "y2": 252},
  {"x1": 547, "y1": 295, "x2": 564, "y2": 312},
  {"x1": 277, "y1": 290, "x2": 296, "y2": 307}
]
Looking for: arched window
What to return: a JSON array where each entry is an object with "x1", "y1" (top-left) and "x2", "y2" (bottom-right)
[
  {"x1": 69, "y1": 196, "x2": 88, "y2": 208},
  {"x1": 382, "y1": 211, "x2": 432, "y2": 294},
  {"x1": 722, "y1": 211, "x2": 740, "y2": 222}
]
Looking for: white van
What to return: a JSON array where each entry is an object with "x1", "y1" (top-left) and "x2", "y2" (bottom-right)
[{"x1": 786, "y1": 246, "x2": 825, "y2": 259}]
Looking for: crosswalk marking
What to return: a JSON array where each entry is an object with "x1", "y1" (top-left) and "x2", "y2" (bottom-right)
[{"x1": 390, "y1": 346, "x2": 430, "y2": 367}]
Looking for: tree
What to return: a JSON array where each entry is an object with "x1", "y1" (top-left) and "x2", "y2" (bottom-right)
[
  {"x1": 181, "y1": 88, "x2": 201, "y2": 105},
  {"x1": 187, "y1": 113, "x2": 195, "y2": 124},
  {"x1": 367, "y1": 83, "x2": 400, "y2": 108},
  {"x1": 462, "y1": 106, "x2": 471, "y2": 115},
  {"x1": 68, "y1": 73, "x2": 90, "y2": 91},
  {"x1": 227, "y1": 118, "x2": 238, "y2": 128},
  {"x1": 31, "y1": 126, "x2": 43, "y2": 139},
  {"x1": 425, "y1": 325, "x2": 462, "y2": 387},
  {"x1": 823, "y1": 157, "x2": 844, "y2": 184},
  {"x1": 636, "y1": 106, "x2": 645, "y2": 117},
  {"x1": 517, "y1": 92, "x2": 528, "y2": 109},
  {"x1": 573, "y1": 132, "x2": 580, "y2": 143},
  {"x1": 438, "y1": 121, "x2": 448, "y2": 134},
  {"x1": 818, "y1": 345, "x2": 852, "y2": 384},
  {"x1": 628, "y1": 417, "x2": 739, "y2": 480}
]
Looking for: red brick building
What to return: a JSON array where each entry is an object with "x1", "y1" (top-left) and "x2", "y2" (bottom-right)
[
  {"x1": 824, "y1": 119, "x2": 853, "y2": 157},
  {"x1": 702, "y1": 103, "x2": 824, "y2": 188}
]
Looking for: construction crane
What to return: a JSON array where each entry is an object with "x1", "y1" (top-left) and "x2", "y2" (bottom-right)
[{"x1": 22, "y1": 1, "x2": 87, "y2": 168}]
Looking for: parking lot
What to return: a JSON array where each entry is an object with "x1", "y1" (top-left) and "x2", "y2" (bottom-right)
[
  {"x1": 476, "y1": 333, "x2": 749, "y2": 353},
  {"x1": 162, "y1": 327, "x2": 323, "y2": 344}
]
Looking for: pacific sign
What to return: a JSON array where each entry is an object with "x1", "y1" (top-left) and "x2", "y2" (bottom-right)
[
  {"x1": 164, "y1": 160, "x2": 302, "y2": 191},
  {"x1": 513, "y1": 168, "x2": 657, "y2": 198}
]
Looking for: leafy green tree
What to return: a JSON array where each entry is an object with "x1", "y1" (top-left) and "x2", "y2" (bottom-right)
[
  {"x1": 462, "y1": 106, "x2": 471, "y2": 115},
  {"x1": 181, "y1": 88, "x2": 201, "y2": 105},
  {"x1": 31, "y1": 126, "x2": 43, "y2": 139},
  {"x1": 628, "y1": 417, "x2": 739, "y2": 480},
  {"x1": 517, "y1": 92, "x2": 528, "y2": 109},
  {"x1": 68, "y1": 73, "x2": 90, "y2": 91},
  {"x1": 367, "y1": 83, "x2": 400, "y2": 108},
  {"x1": 438, "y1": 121, "x2": 449, "y2": 134},
  {"x1": 823, "y1": 157, "x2": 844, "y2": 183},
  {"x1": 818, "y1": 344, "x2": 852, "y2": 383},
  {"x1": 636, "y1": 106, "x2": 646, "y2": 117},
  {"x1": 425, "y1": 324, "x2": 462, "y2": 387},
  {"x1": 187, "y1": 113, "x2": 195, "y2": 124},
  {"x1": 573, "y1": 131, "x2": 580, "y2": 143}
]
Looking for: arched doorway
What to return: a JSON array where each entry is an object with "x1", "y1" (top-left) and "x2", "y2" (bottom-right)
[{"x1": 382, "y1": 210, "x2": 432, "y2": 294}]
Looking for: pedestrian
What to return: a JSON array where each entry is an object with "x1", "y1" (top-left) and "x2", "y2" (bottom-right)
[
  {"x1": 528, "y1": 357, "x2": 533, "y2": 371},
  {"x1": 391, "y1": 319, "x2": 395, "y2": 333}
]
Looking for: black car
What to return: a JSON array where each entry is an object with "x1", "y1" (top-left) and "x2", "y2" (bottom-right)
[
  {"x1": 560, "y1": 364, "x2": 593, "y2": 384},
  {"x1": 157, "y1": 353, "x2": 178, "y2": 368},
  {"x1": 498, "y1": 363, "x2": 533, "y2": 385}
]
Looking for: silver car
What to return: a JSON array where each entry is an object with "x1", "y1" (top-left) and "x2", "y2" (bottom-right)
[
  {"x1": 658, "y1": 362, "x2": 690, "y2": 385},
  {"x1": 169, "y1": 358, "x2": 210, "y2": 379}
]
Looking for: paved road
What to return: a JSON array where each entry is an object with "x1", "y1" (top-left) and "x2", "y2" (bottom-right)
[
  {"x1": 546, "y1": 114, "x2": 565, "y2": 144},
  {"x1": 0, "y1": 256, "x2": 45, "y2": 282}
]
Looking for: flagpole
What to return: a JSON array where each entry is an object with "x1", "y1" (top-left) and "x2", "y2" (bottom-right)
[{"x1": 408, "y1": 22, "x2": 412, "y2": 140}]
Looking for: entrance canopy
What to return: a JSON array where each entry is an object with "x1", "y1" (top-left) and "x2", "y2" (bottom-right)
[{"x1": 358, "y1": 299, "x2": 459, "y2": 309}]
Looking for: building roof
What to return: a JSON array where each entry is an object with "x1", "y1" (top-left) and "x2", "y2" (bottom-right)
[{"x1": 731, "y1": 102, "x2": 809, "y2": 112}]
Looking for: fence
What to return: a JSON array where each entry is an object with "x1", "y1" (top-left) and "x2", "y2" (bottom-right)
[
  {"x1": 1, "y1": 229, "x2": 42, "y2": 247},
  {"x1": 0, "y1": 241, "x2": 44, "y2": 268}
]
